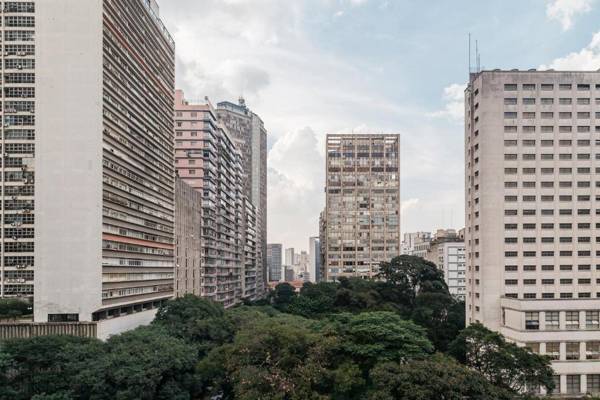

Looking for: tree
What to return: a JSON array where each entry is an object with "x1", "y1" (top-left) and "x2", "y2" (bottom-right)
[
  {"x1": 448, "y1": 323, "x2": 555, "y2": 394},
  {"x1": 0, "y1": 298, "x2": 32, "y2": 320},
  {"x1": 410, "y1": 292, "x2": 465, "y2": 352},
  {"x1": 71, "y1": 326, "x2": 198, "y2": 400},
  {"x1": 153, "y1": 294, "x2": 234, "y2": 354},
  {"x1": 377, "y1": 255, "x2": 448, "y2": 308},
  {"x1": 271, "y1": 282, "x2": 297, "y2": 310},
  {"x1": 368, "y1": 355, "x2": 515, "y2": 400},
  {"x1": 332, "y1": 311, "x2": 433, "y2": 370},
  {"x1": 287, "y1": 282, "x2": 337, "y2": 317},
  {"x1": 214, "y1": 315, "x2": 338, "y2": 399},
  {"x1": 0, "y1": 335, "x2": 102, "y2": 400}
]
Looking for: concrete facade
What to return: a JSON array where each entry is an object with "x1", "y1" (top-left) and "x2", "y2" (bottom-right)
[
  {"x1": 175, "y1": 179, "x2": 202, "y2": 297},
  {"x1": 466, "y1": 70, "x2": 600, "y2": 396},
  {"x1": 35, "y1": 0, "x2": 176, "y2": 333},
  {"x1": 0, "y1": 0, "x2": 36, "y2": 300},
  {"x1": 309, "y1": 236, "x2": 321, "y2": 282},
  {"x1": 324, "y1": 134, "x2": 401, "y2": 281}
]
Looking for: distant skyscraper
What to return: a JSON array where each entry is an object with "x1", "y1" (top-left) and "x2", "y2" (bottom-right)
[
  {"x1": 401, "y1": 232, "x2": 432, "y2": 255},
  {"x1": 267, "y1": 244, "x2": 283, "y2": 282},
  {"x1": 465, "y1": 70, "x2": 600, "y2": 395},
  {"x1": 285, "y1": 247, "x2": 295, "y2": 267},
  {"x1": 216, "y1": 99, "x2": 267, "y2": 297},
  {"x1": 35, "y1": 0, "x2": 175, "y2": 338},
  {"x1": 323, "y1": 134, "x2": 401, "y2": 281},
  {"x1": 308, "y1": 237, "x2": 320, "y2": 283}
]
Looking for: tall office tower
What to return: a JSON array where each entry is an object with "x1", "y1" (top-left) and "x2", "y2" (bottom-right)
[
  {"x1": 424, "y1": 229, "x2": 466, "y2": 300},
  {"x1": 308, "y1": 236, "x2": 320, "y2": 282},
  {"x1": 465, "y1": 70, "x2": 600, "y2": 396},
  {"x1": 267, "y1": 243, "x2": 282, "y2": 282},
  {"x1": 0, "y1": 1, "x2": 36, "y2": 299},
  {"x1": 216, "y1": 99, "x2": 267, "y2": 297},
  {"x1": 324, "y1": 134, "x2": 401, "y2": 281},
  {"x1": 36, "y1": 0, "x2": 175, "y2": 338},
  {"x1": 175, "y1": 179, "x2": 202, "y2": 297},
  {"x1": 174, "y1": 90, "x2": 246, "y2": 307},
  {"x1": 285, "y1": 247, "x2": 295, "y2": 266}
]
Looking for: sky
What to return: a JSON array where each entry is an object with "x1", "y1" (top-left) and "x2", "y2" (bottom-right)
[{"x1": 159, "y1": 0, "x2": 600, "y2": 252}]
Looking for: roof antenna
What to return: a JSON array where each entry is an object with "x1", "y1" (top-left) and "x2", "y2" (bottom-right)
[{"x1": 468, "y1": 33, "x2": 471, "y2": 75}]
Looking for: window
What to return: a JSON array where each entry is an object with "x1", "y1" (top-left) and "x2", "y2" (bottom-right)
[
  {"x1": 588, "y1": 375, "x2": 600, "y2": 394},
  {"x1": 541, "y1": 98, "x2": 554, "y2": 105},
  {"x1": 567, "y1": 342, "x2": 580, "y2": 360},
  {"x1": 578, "y1": 97, "x2": 591, "y2": 104},
  {"x1": 504, "y1": 112, "x2": 517, "y2": 119},
  {"x1": 566, "y1": 311, "x2": 580, "y2": 330},
  {"x1": 523, "y1": 83, "x2": 536, "y2": 90},
  {"x1": 546, "y1": 343, "x2": 560, "y2": 360},
  {"x1": 542, "y1": 293, "x2": 555, "y2": 299},
  {"x1": 504, "y1": 84, "x2": 517, "y2": 91},
  {"x1": 567, "y1": 375, "x2": 581, "y2": 394},
  {"x1": 522, "y1": 112, "x2": 535, "y2": 119},
  {"x1": 586, "y1": 311, "x2": 599, "y2": 329},
  {"x1": 504, "y1": 98, "x2": 517, "y2": 105},
  {"x1": 545, "y1": 311, "x2": 559, "y2": 330},
  {"x1": 559, "y1": 97, "x2": 572, "y2": 104},
  {"x1": 578, "y1": 84, "x2": 591, "y2": 90},
  {"x1": 525, "y1": 312, "x2": 539, "y2": 330},
  {"x1": 541, "y1": 84, "x2": 554, "y2": 90},
  {"x1": 541, "y1": 112, "x2": 554, "y2": 119}
]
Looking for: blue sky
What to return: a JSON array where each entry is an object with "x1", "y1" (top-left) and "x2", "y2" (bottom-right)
[{"x1": 160, "y1": 0, "x2": 600, "y2": 252}]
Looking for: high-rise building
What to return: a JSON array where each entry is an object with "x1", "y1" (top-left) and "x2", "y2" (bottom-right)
[
  {"x1": 309, "y1": 236, "x2": 321, "y2": 282},
  {"x1": 216, "y1": 99, "x2": 267, "y2": 297},
  {"x1": 267, "y1": 243, "x2": 283, "y2": 282},
  {"x1": 175, "y1": 179, "x2": 202, "y2": 297},
  {"x1": 424, "y1": 229, "x2": 466, "y2": 300},
  {"x1": 465, "y1": 70, "x2": 600, "y2": 395},
  {"x1": 285, "y1": 247, "x2": 295, "y2": 267},
  {"x1": 35, "y1": 0, "x2": 176, "y2": 338},
  {"x1": 323, "y1": 134, "x2": 400, "y2": 281},
  {"x1": 0, "y1": 1, "x2": 36, "y2": 300},
  {"x1": 174, "y1": 90, "x2": 248, "y2": 307}
]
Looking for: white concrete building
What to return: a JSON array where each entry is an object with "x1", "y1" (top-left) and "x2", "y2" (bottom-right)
[
  {"x1": 35, "y1": 0, "x2": 175, "y2": 339},
  {"x1": 465, "y1": 70, "x2": 600, "y2": 396}
]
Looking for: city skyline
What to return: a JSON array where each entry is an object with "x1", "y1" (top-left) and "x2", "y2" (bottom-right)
[{"x1": 160, "y1": 0, "x2": 600, "y2": 250}]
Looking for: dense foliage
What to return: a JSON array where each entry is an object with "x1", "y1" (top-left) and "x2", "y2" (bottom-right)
[
  {"x1": 0, "y1": 298, "x2": 32, "y2": 320},
  {"x1": 0, "y1": 255, "x2": 554, "y2": 399}
]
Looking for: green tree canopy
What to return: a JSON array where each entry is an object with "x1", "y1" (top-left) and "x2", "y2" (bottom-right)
[{"x1": 448, "y1": 323, "x2": 555, "y2": 394}]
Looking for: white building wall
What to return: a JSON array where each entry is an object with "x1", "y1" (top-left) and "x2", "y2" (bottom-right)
[{"x1": 34, "y1": 0, "x2": 104, "y2": 322}]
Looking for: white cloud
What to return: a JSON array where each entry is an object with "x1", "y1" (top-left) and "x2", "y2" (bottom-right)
[
  {"x1": 267, "y1": 127, "x2": 324, "y2": 250},
  {"x1": 428, "y1": 83, "x2": 466, "y2": 121},
  {"x1": 546, "y1": 0, "x2": 595, "y2": 30},
  {"x1": 540, "y1": 31, "x2": 600, "y2": 70}
]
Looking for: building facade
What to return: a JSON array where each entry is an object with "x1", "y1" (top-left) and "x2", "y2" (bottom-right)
[
  {"x1": 309, "y1": 236, "x2": 321, "y2": 282},
  {"x1": 323, "y1": 134, "x2": 401, "y2": 281},
  {"x1": 401, "y1": 232, "x2": 432, "y2": 255},
  {"x1": 36, "y1": 0, "x2": 176, "y2": 338},
  {"x1": 285, "y1": 247, "x2": 295, "y2": 267},
  {"x1": 216, "y1": 99, "x2": 267, "y2": 297},
  {"x1": 174, "y1": 90, "x2": 247, "y2": 307},
  {"x1": 424, "y1": 229, "x2": 466, "y2": 300},
  {"x1": 0, "y1": 0, "x2": 36, "y2": 299},
  {"x1": 267, "y1": 243, "x2": 282, "y2": 282},
  {"x1": 465, "y1": 70, "x2": 600, "y2": 395},
  {"x1": 175, "y1": 179, "x2": 202, "y2": 297}
]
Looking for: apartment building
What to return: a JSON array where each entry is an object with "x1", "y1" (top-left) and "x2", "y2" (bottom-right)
[
  {"x1": 424, "y1": 229, "x2": 466, "y2": 300},
  {"x1": 35, "y1": 0, "x2": 175, "y2": 338},
  {"x1": 174, "y1": 90, "x2": 248, "y2": 307},
  {"x1": 267, "y1": 243, "x2": 282, "y2": 282},
  {"x1": 242, "y1": 198, "x2": 258, "y2": 299},
  {"x1": 324, "y1": 134, "x2": 400, "y2": 281},
  {"x1": 0, "y1": 1, "x2": 36, "y2": 300},
  {"x1": 465, "y1": 70, "x2": 600, "y2": 396},
  {"x1": 175, "y1": 179, "x2": 202, "y2": 297},
  {"x1": 216, "y1": 99, "x2": 267, "y2": 297}
]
